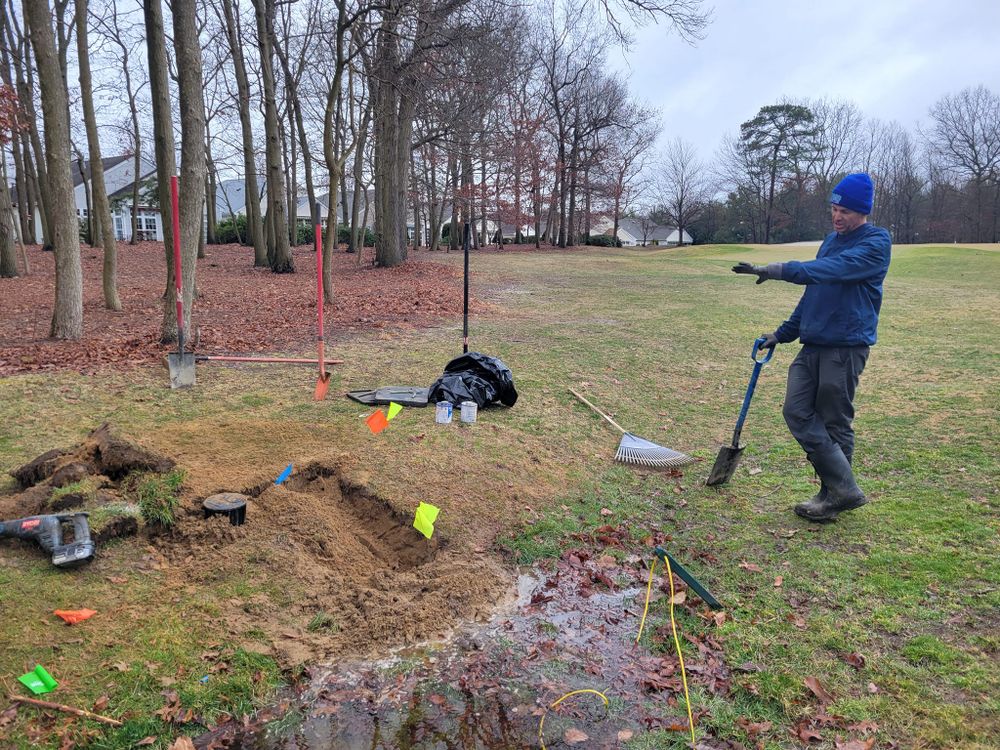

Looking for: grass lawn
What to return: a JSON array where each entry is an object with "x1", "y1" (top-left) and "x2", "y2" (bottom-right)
[{"x1": 1, "y1": 242, "x2": 997, "y2": 749}]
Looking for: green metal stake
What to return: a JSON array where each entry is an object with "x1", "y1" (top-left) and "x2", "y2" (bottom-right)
[{"x1": 654, "y1": 546, "x2": 723, "y2": 610}]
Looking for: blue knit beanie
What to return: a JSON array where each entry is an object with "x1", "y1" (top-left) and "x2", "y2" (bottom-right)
[{"x1": 831, "y1": 173, "x2": 874, "y2": 215}]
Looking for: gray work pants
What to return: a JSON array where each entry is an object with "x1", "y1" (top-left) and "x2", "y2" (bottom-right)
[{"x1": 782, "y1": 346, "x2": 870, "y2": 460}]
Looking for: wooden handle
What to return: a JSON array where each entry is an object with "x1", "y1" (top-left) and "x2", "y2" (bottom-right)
[{"x1": 568, "y1": 388, "x2": 626, "y2": 434}]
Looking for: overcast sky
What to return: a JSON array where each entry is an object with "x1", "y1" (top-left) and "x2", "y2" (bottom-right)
[{"x1": 609, "y1": 0, "x2": 1000, "y2": 161}]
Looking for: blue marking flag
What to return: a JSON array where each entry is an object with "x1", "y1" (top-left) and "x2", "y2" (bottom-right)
[{"x1": 275, "y1": 464, "x2": 293, "y2": 485}]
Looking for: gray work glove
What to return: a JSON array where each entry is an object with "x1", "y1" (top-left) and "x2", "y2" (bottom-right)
[
  {"x1": 760, "y1": 332, "x2": 779, "y2": 348},
  {"x1": 732, "y1": 261, "x2": 783, "y2": 284}
]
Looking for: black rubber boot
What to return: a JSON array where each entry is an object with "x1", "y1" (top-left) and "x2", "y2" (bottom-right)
[
  {"x1": 793, "y1": 482, "x2": 829, "y2": 519},
  {"x1": 794, "y1": 447, "x2": 867, "y2": 522}
]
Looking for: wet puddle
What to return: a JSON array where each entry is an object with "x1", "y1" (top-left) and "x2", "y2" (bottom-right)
[{"x1": 198, "y1": 543, "x2": 727, "y2": 749}]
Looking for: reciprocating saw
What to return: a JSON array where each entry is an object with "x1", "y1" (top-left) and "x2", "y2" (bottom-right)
[{"x1": 0, "y1": 512, "x2": 95, "y2": 568}]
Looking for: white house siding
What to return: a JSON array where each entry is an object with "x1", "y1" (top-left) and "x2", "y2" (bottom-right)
[{"x1": 34, "y1": 156, "x2": 159, "y2": 244}]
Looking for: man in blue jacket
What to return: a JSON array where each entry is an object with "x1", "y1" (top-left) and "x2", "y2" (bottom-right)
[{"x1": 732, "y1": 173, "x2": 891, "y2": 522}]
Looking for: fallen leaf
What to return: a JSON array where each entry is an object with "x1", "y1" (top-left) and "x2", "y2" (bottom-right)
[
  {"x1": 834, "y1": 740, "x2": 875, "y2": 750},
  {"x1": 804, "y1": 675, "x2": 834, "y2": 705},
  {"x1": 712, "y1": 611, "x2": 727, "y2": 627},
  {"x1": 735, "y1": 662, "x2": 761, "y2": 673},
  {"x1": 670, "y1": 590, "x2": 687, "y2": 604},
  {"x1": 739, "y1": 561, "x2": 762, "y2": 573},
  {"x1": 107, "y1": 576, "x2": 127, "y2": 584},
  {"x1": 867, "y1": 682, "x2": 879, "y2": 694},
  {"x1": 112, "y1": 661, "x2": 129, "y2": 672},
  {"x1": 564, "y1": 727, "x2": 589, "y2": 743},
  {"x1": 848, "y1": 720, "x2": 879, "y2": 733},
  {"x1": 773, "y1": 575, "x2": 783, "y2": 587},
  {"x1": 794, "y1": 720, "x2": 823, "y2": 743},
  {"x1": 168, "y1": 739, "x2": 196, "y2": 750},
  {"x1": 427, "y1": 694, "x2": 447, "y2": 705},
  {"x1": 842, "y1": 652, "x2": 866, "y2": 670},
  {"x1": 135, "y1": 739, "x2": 156, "y2": 747},
  {"x1": 0, "y1": 704, "x2": 18, "y2": 727},
  {"x1": 92, "y1": 695, "x2": 109, "y2": 712},
  {"x1": 748, "y1": 466, "x2": 763, "y2": 475},
  {"x1": 736, "y1": 716, "x2": 773, "y2": 736},
  {"x1": 599, "y1": 507, "x2": 613, "y2": 516},
  {"x1": 617, "y1": 729, "x2": 634, "y2": 741}
]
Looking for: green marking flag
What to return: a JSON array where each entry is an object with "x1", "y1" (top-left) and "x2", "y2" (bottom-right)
[
  {"x1": 413, "y1": 501, "x2": 440, "y2": 539},
  {"x1": 387, "y1": 402, "x2": 403, "y2": 420},
  {"x1": 18, "y1": 665, "x2": 58, "y2": 695}
]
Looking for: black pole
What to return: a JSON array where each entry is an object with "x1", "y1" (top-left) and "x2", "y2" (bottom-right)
[{"x1": 463, "y1": 220, "x2": 470, "y2": 353}]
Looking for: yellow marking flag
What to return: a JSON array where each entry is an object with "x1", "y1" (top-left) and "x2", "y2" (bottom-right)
[
  {"x1": 413, "y1": 501, "x2": 440, "y2": 539},
  {"x1": 387, "y1": 402, "x2": 403, "y2": 420}
]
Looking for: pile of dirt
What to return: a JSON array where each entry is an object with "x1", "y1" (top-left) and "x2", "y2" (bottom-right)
[
  {"x1": 155, "y1": 460, "x2": 510, "y2": 665},
  {"x1": 1, "y1": 422, "x2": 176, "y2": 544},
  {"x1": 2, "y1": 425, "x2": 513, "y2": 669}
]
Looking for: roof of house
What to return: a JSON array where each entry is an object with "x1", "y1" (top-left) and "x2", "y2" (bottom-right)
[
  {"x1": 70, "y1": 155, "x2": 132, "y2": 189},
  {"x1": 617, "y1": 217, "x2": 685, "y2": 242}
]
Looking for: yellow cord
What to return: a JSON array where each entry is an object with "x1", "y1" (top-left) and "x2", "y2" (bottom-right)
[
  {"x1": 539, "y1": 552, "x2": 697, "y2": 747},
  {"x1": 635, "y1": 557, "x2": 657, "y2": 643},
  {"x1": 635, "y1": 555, "x2": 697, "y2": 746},
  {"x1": 537, "y1": 689, "x2": 609, "y2": 750},
  {"x1": 663, "y1": 553, "x2": 697, "y2": 747}
]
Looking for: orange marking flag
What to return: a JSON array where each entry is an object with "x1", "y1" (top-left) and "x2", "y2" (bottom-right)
[
  {"x1": 53, "y1": 609, "x2": 97, "y2": 625},
  {"x1": 366, "y1": 409, "x2": 389, "y2": 434}
]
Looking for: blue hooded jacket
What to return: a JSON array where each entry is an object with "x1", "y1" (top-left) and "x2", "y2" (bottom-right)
[{"x1": 773, "y1": 223, "x2": 891, "y2": 347}]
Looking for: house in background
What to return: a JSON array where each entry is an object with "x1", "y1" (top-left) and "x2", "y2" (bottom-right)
[
  {"x1": 13, "y1": 154, "x2": 162, "y2": 244},
  {"x1": 595, "y1": 216, "x2": 693, "y2": 247}
]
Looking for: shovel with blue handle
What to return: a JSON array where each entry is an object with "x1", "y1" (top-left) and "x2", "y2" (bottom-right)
[{"x1": 706, "y1": 337, "x2": 775, "y2": 486}]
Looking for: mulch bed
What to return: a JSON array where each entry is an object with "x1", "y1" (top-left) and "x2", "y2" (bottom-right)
[{"x1": 0, "y1": 241, "x2": 482, "y2": 377}]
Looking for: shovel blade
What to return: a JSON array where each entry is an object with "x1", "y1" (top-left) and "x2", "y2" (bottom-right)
[
  {"x1": 705, "y1": 444, "x2": 744, "y2": 486},
  {"x1": 313, "y1": 372, "x2": 331, "y2": 401},
  {"x1": 166, "y1": 352, "x2": 196, "y2": 389}
]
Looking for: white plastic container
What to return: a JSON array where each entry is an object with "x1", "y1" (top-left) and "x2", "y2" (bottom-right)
[
  {"x1": 460, "y1": 401, "x2": 478, "y2": 423},
  {"x1": 435, "y1": 401, "x2": 453, "y2": 424}
]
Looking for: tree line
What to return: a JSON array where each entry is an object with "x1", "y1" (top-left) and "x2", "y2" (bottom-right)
[
  {"x1": 0, "y1": 0, "x2": 709, "y2": 340},
  {"x1": 0, "y1": 0, "x2": 996, "y2": 344},
  {"x1": 681, "y1": 90, "x2": 1000, "y2": 247}
]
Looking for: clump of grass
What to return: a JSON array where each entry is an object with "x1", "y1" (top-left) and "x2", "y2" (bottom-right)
[
  {"x1": 49, "y1": 477, "x2": 97, "y2": 506},
  {"x1": 125, "y1": 469, "x2": 186, "y2": 528},
  {"x1": 306, "y1": 611, "x2": 338, "y2": 633}
]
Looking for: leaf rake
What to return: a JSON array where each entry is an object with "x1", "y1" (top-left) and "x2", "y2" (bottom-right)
[{"x1": 569, "y1": 389, "x2": 695, "y2": 469}]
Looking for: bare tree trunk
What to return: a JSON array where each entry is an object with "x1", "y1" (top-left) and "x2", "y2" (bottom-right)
[
  {"x1": 220, "y1": 0, "x2": 265, "y2": 266},
  {"x1": 74, "y1": 151, "x2": 93, "y2": 245},
  {"x1": 75, "y1": 0, "x2": 121, "y2": 310},
  {"x1": 251, "y1": 0, "x2": 292, "y2": 272},
  {"x1": 11, "y1": 135, "x2": 30, "y2": 240},
  {"x1": 172, "y1": 0, "x2": 206, "y2": 327},
  {"x1": 24, "y1": 0, "x2": 82, "y2": 338},
  {"x1": 410, "y1": 150, "x2": 421, "y2": 249},
  {"x1": 205, "y1": 124, "x2": 218, "y2": 245},
  {"x1": 349, "y1": 104, "x2": 371, "y2": 256},
  {"x1": 0, "y1": 157, "x2": 25, "y2": 275},
  {"x1": 0, "y1": 155, "x2": 16, "y2": 277},
  {"x1": 8, "y1": 15, "x2": 53, "y2": 247},
  {"x1": 143, "y1": 0, "x2": 179, "y2": 342}
]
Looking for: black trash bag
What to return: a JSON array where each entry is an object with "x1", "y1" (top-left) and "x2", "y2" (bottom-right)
[{"x1": 427, "y1": 352, "x2": 517, "y2": 408}]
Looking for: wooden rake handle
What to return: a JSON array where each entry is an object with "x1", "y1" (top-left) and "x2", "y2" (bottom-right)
[{"x1": 568, "y1": 388, "x2": 627, "y2": 435}]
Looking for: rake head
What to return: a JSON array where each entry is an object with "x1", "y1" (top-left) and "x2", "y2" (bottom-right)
[{"x1": 615, "y1": 433, "x2": 695, "y2": 469}]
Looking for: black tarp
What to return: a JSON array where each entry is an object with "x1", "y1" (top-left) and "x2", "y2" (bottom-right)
[{"x1": 427, "y1": 352, "x2": 517, "y2": 409}]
